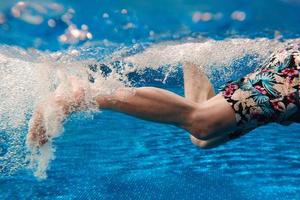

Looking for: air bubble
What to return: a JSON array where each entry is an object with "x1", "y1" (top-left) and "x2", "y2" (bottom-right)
[{"x1": 231, "y1": 11, "x2": 246, "y2": 21}]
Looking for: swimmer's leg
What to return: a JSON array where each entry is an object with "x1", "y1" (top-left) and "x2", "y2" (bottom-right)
[
  {"x1": 29, "y1": 76, "x2": 235, "y2": 147},
  {"x1": 95, "y1": 84, "x2": 235, "y2": 140},
  {"x1": 183, "y1": 62, "x2": 231, "y2": 149},
  {"x1": 28, "y1": 79, "x2": 201, "y2": 146}
]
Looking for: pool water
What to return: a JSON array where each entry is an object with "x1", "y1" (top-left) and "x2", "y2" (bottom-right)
[{"x1": 1, "y1": 0, "x2": 300, "y2": 199}]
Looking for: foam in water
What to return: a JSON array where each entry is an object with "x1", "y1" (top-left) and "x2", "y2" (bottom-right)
[{"x1": 0, "y1": 38, "x2": 298, "y2": 179}]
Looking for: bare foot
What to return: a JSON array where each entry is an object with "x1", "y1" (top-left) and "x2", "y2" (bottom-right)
[
  {"x1": 27, "y1": 76, "x2": 89, "y2": 147},
  {"x1": 27, "y1": 107, "x2": 48, "y2": 147},
  {"x1": 183, "y1": 62, "x2": 215, "y2": 103},
  {"x1": 68, "y1": 76, "x2": 87, "y2": 107}
]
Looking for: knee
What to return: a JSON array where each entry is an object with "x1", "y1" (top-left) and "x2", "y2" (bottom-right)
[
  {"x1": 190, "y1": 135, "x2": 213, "y2": 149},
  {"x1": 184, "y1": 108, "x2": 215, "y2": 140}
]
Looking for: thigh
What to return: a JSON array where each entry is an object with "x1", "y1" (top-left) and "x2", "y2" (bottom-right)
[{"x1": 188, "y1": 94, "x2": 237, "y2": 140}]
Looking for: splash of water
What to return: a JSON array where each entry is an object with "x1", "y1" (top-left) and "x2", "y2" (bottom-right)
[
  {"x1": 124, "y1": 38, "x2": 288, "y2": 78},
  {"x1": 0, "y1": 37, "x2": 298, "y2": 179}
]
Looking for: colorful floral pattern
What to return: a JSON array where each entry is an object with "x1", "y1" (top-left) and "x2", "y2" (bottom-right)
[{"x1": 221, "y1": 44, "x2": 300, "y2": 137}]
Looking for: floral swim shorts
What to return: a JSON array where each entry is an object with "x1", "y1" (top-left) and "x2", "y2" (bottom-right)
[{"x1": 221, "y1": 43, "x2": 300, "y2": 138}]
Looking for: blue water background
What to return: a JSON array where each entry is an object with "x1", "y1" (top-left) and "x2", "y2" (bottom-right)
[
  {"x1": 1, "y1": 0, "x2": 300, "y2": 50},
  {"x1": 1, "y1": 0, "x2": 300, "y2": 199}
]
